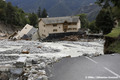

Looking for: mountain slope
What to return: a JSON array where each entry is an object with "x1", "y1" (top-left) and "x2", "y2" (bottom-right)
[
  {"x1": 6, "y1": 0, "x2": 99, "y2": 20},
  {"x1": 75, "y1": 4, "x2": 101, "y2": 21}
]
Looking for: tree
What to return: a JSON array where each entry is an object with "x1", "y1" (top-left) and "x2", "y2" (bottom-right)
[
  {"x1": 41, "y1": 8, "x2": 48, "y2": 18},
  {"x1": 96, "y1": 0, "x2": 120, "y2": 19},
  {"x1": 96, "y1": 0, "x2": 120, "y2": 8},
  {"x1": 89, "y1": 21, "x2": 100, "y2": 33},
  {"x1": 95, "y1": 0, "x2": 116, "y2": 34},
  {"x1": 96, "y1": 8, "x2": 114, "y2": 34},
  {"x1": 79, "y1": 14, "x2": 89, "y2": 28},
  {"x1": 37, "y1": 6, "x2": 41, "y2": 18},
  {"x1": 14, "y1": 8, "x2": 30, "y2": 26},
  {"x1": 6, "y1": 2, "x2": 16, "y2": 25},
  {"x1": 112, "y1": 7, "x2": 120, "y2": 18},
  {"x1": 0, "y1": 0, "x2": 7, "y2": 21},
  {"x1": 29, "y1": 13, "x2": 38, "y2": 27},
  {"x1": 0, "y1": 0, "x2": 30, "y2": 27}
]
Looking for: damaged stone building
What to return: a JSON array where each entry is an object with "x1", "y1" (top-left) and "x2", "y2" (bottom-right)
[
  {"x1": 38, "y1": 16, "x2": 81, "y2": 39},
  {"x1": 14, "y1": 24, "x2": 37, "y2": 40}
]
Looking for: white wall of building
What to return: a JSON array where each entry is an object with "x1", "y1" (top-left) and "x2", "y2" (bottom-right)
[{"x1": 15, "y1": 24, "x2": 33, "y2": 39}]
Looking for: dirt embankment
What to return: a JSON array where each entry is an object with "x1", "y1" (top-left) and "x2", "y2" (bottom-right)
[
  {"x1": 0, "y1": 22, "x2": 21, "y2": 34},
  {"x1": 104, "y1": 36, "x2": 120, "y2": 54},
  {"x1": 0, "y1": 22, "x2": 22, "y2": 39},
  {"x1": 0, "y1": 22, "x2": 14, "y2": 34},
  {"x1": 104, "y1": 37, "x2": 116, "y2": 54}
]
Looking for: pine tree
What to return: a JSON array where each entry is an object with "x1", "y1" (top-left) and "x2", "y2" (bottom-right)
[
  {"x1": 96, "y1": 8, "x2": 114, "y2": 34},
  {"x1": 37, "y1": 6, "x2": 41, "y2": 18},
  {"x1": 29, "y1": 13, "x2": 38, "y2": 27},
  {"x1": 0, "y1": 0, "x2": 7, "y2": 21},
  {"x1": 41, "y1": 8, "x2": 48, "y2": 18},
  {"x1": 6, "y1": 2, "x2": 16, "y2": 25}
]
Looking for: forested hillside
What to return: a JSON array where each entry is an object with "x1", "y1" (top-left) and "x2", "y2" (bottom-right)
[{"x1": 0, "y1": 0, "x2": 38, "y2": 28}]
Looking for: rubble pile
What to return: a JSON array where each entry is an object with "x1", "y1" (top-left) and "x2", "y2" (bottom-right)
[
  {"x1": 0, "y1": 56, "x2": 59, "y2": 80},
  {"x1": 0, "y1": 39, "x2": 104, "y2": 80},
  {"x1": 0, "y1": 40, "x2": 61, "y2": 80},
  {"x1": 0, "y1": 33, "x2": 8, "y2": 40},
  {"x1": 9, "y1": 56, "x2": 59, "y2": 80},
  {"x1": 61, "y1": 35, "x2": 79, "y2": 41}
]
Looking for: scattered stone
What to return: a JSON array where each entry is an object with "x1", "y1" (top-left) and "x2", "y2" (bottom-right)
[
  {"x1": 38, "y1": 62, "x2": 46, "y2": 69},
  {"x1": 42, "y1": 76, "x2": 48, "y2": 80},
  {"x1": 82, "y1": 53, "x2": 89, "y2": 56},
  {"x1": 31, "y1": 69, "x2": 38, "y2": 74},
  {"x1": 35, "y1": 76, "x2": 43, "y2": 80},
  {"x1": 32, "y1": 60, "x2": 38, "y2": 64},
  {"x1": 111, "y1": 54, "x2": 115, "y2": 56},
  {"x1": 61, "y1": 35, "x2": 79, "y2": 41},
  {"x1": 93, "y1": 53, "x2": 100, "y2": 57},
  {"x1": 10, "y1": 68, "x2": 23, "y2": 76},
  {"x1": 38, "y1": 70, "x2": 46, "y2": 75},
  {"x1": 0, "y1": 72, "x2": 9, "y2": 80},
  {"x1": 35, "y1": 75, "x2": 48, "y2": 80}
]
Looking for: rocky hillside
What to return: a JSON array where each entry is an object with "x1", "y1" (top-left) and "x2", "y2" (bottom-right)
[{"x1": 6, "y1": 0, "x2": 99, "y2": 20}]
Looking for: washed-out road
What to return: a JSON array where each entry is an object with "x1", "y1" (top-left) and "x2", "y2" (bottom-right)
[{"x1": 49, "y1": 53, "x2": 120, "y2": 80}]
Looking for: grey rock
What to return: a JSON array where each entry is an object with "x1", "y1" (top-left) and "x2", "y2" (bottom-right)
[
  {"x1": 35, "y1": 76, "x2": 43, "y2": 80},
  {"x1": 42, "y1": 76, "x2": 48, "y2": 80},
  {"x1": 38, "y1": 62, "x2": 46, "y2": 69},
  {"x1": 10, "y1": 68, "x2": 23, "y2": 76},
  {"x1": 35, "y1": 76, "x2": 48, "y2": 80},
  {"x1": 38, "y1": 70, "x2": 46, "y2": 75},
  {"x1": 30, "y1": 69, "x2": 38, "y2": 74},
  {"x1": 0, "y1": 72, "x2": 9, "y2": 80},
  {"x1": 32, "y1": 60, "x2": 38, "y2": 64}
]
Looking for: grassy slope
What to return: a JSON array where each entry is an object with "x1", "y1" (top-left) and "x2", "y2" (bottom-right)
[{"x1": 106, "y1": 27, "x2": 120, "y2": 38}]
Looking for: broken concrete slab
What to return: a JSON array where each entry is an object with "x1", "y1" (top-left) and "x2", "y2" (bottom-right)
[{"x1": 15, "y1": 57, "x2": 27, "y2": 68}]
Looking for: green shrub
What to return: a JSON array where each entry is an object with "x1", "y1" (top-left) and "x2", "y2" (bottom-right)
[{"x1": 106, "y1": 27, "x2": 120, "y2": 38}]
